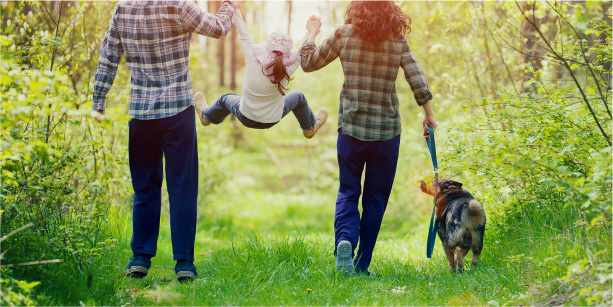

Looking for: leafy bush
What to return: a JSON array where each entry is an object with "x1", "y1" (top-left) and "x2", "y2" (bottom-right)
[{"x1": 440, "y1": 87, "x2": 611, "y2": 304}]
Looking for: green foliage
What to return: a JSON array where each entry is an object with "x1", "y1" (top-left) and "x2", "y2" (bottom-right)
[
  {"x1": 0, "y1": 1, "x2": 129, "y2": 304},
  {"x1": 441, "y1": 87, "x2": 611, "y2": 304},
  {"x1": 0, "y1": 270, "x2": 40, "y2": 307}
]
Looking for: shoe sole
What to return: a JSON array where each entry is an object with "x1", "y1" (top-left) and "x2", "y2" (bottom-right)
[
  {"x1": 177, "y1": 271, "x2": 197, "y2": 282},
  {"x1": 335, "y1": 241, "x2": 354, "y2": 274},
  {"x1": 126, "y1": 266, "x2": 148, "y2": 278}
]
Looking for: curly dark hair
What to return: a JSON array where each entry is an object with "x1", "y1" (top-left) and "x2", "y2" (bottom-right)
[{"x1": 345, "y1": 0, "x2": 412, "y2": 43}]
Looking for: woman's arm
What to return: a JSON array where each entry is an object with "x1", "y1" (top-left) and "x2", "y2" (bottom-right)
[
  {"x1": 233, "y1": 8, "x2": 255, "y2": 61},
  {"x1": 421, "y1": 101, "x2": 437, "y2": 138},
  {"x1": 300, "y1": 18, "x2": 341, "y2": 72},
  {"x1": 400, "y1": 38, "x2": 436, "y2": 137},
  {"x1": 400, "y1": 37, "x2": 433, "y2": 106}
]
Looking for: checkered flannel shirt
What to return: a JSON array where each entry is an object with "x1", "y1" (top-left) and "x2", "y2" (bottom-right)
[
  {"x1": 93, "y1": 1, "x2": 234, "y2": 120},
  {"x1": 300, "y1": 25, "x2": 433, "y2": 141}
]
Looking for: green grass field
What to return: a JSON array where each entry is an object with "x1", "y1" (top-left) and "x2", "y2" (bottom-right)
[
  {"x1": 25, "y1": 68, "x2": 607, "y2": 305},
  {"x1": 37, "y1": 119, "x2": 600, "y2": 306}
]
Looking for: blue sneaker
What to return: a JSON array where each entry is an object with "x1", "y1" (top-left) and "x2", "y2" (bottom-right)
[
  {"x1": 125, "y1": 255, "x2": 151, "y2": 278},
  {"x1": 335, "y1": 240, "x2": 354, "y2": 274},
  {"x1": 175, "y1": 260, "x2": 198, "y2": 282}
]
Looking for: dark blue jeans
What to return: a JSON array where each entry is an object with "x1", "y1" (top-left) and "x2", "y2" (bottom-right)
[
  {"x1": 203, "y1": 90, "x2": 316, "y2": 130},
  {"x1": 128, "y1": 106, "x2": 198, "y2": 262},
  {"x1": 334, "y1": 130, "x2": 400, "y2": 272}
]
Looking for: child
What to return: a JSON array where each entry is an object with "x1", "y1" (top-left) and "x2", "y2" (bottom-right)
[{"x1": 195, "y1": 8, "x2": 327, "y2": 138}]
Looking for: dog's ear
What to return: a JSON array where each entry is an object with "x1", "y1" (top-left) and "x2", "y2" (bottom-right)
[
  {"x1": 440, "y1": 181, "x2": 450, "y2": 189},
  {"x1": 448, "y1": 180, "x2": 463, "y2": 189}
]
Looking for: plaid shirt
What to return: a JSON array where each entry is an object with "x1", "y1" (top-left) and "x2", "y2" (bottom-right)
[
  {"x1": 93, "y1": 1, "x2": 234, "y2": 120},
  {"x1": 300, "y1": 25, "x2": 433, "y2": 141}
]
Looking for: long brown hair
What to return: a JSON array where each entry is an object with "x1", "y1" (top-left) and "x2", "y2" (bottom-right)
[
  {"x1": 267, "y1": 52, "x2": 293, "y2": 95},
  {"x1": 345, "y1": 0, "x2": 412, "y2": 43}
]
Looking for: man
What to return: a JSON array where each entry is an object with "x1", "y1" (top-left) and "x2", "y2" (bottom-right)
[{"x1": 92, "y1": 0, "x2": 236, "y2": 281}]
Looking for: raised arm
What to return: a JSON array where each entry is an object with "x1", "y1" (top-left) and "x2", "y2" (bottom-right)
[
  {"x1": 300, "y1": 18, "x2": 341, "y2": 72},
  {"x1": 92, "y1": 5, "x2": 124, "y2": 113},
  {"x1": 232, "y1": 8, "x2": 255, "y2": 61},
  {"x1": 181, "y1": 1, "x2": 235, "y2": 39}
]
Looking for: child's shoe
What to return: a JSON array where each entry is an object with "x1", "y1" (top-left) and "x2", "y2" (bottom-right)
[
  {"x1": 194, "y1": 92, "x2": 210, "y2": 126},
  {"x1": 303, "y1": 108, "x2": 328, "y2": 139}
]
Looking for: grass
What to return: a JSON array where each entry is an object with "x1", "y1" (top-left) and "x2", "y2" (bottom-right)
[
  {"x1": 101, "y1": 231, "x2": 526, "y2": 306},
  {"x1": 32, "y1": 108, "x2": 610, "y2": 306}
]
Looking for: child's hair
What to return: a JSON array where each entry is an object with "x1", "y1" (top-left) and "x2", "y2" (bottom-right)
[{"x1": 267, "y1": 51, "x2": 293, "y2": 96}]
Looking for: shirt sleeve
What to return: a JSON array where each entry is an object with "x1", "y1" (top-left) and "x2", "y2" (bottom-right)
[
  {"x1": 232, "y1": 9, "x2": 255, "y2": 62},
  {"x1": 400, "y1": 37, "x2": 433, "y2": 106},
  {"x1": 181, "y1": 1, "x2": 234, "y2": 39},
  {"x1": 299, "y1": 28, "x2": 342, "y2": 72},
  {"x1": 92, "y1": 5, "x2": 124, "y2": 111}
]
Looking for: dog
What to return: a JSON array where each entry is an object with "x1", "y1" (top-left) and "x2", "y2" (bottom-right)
[{"x1": 419, "y1": 179, "x2": 486, "y2": 272}]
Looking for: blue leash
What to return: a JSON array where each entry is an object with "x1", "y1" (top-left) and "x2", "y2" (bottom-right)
[{"x1": 425, "y1": 126, "x2": 438, "y2": 259}]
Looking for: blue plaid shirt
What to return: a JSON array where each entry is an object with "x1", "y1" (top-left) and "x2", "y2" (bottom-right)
[{"x1": 93, "y1": 1, "x2": 234, "y2": 120}]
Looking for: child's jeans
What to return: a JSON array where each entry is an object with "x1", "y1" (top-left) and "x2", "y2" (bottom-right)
[{"x1": 203, "y1": 91, "x2": 317, "y2": 130}]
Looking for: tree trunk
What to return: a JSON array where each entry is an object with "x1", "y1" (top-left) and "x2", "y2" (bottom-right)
[
  {"x1": 287, "y1": 0, "x2": 292, "y2": 35},
  {"x1": 216, "y1": 1, "x2": 225, "y2": 87}
]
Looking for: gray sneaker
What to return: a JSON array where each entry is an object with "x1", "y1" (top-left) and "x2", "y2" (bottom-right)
[
  {"x1": 125, "y1": 255, "x2": 151, "y2": 278},
  {"x1": 335, "y1": 240, "x2": 354, "y2": 274},
  {"x1": 175, "y1": 260, "x2": 198, "y2": 282}
]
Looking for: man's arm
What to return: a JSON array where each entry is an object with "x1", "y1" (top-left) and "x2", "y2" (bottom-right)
[
  {"x1": 92, "y1": 5, "x2": 124, "y2": 112},
  {"x1": 181, "y1": 1, "x2": 235, "y2": 38}
]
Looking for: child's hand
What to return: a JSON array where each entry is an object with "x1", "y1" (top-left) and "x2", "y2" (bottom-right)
[{"x1": 306, "y1": 16, "x2": 322, "y2": 34}]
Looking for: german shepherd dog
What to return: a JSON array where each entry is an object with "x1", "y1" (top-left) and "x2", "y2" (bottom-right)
[{"x1": 419, "y1": 179, "x2": 486, "y2": 272}]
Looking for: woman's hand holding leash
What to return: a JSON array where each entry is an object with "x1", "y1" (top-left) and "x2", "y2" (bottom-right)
[{"x1": 422, "y1": 100, "x2": 437, "y2": 138}]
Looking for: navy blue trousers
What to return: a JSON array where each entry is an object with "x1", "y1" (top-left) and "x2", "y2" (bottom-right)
[
  {"x1": 128, "y1": 106, "x2": 198, "y2": 262},
  {"x1": 334, "y1": 131, "x2": 400, "y2": 272}
]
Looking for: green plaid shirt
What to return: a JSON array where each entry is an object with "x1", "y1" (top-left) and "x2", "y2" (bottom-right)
[{"x1": 300, "y1": 25, "x2": 433, "y2": 141}]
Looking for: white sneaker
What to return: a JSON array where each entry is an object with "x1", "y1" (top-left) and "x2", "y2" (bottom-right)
[
  {"x1": 194, "y1": 92, "x2": 210, "y2": 126},
  {"x1": 303, "y1": 108, "x2": 328, "y2": 139}
]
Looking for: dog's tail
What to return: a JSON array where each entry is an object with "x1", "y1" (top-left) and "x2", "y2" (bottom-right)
[{"x1": 466, "y1": 199, "x2": 486, "y2": 227}]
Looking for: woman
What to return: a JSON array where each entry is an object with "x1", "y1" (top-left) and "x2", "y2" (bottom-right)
[
  {"x1": 300, "y1": 0, "x2": 437, "y2": 274},
  {"x1": 195, "y1": 7, "x2": 327, "y2": 138}
]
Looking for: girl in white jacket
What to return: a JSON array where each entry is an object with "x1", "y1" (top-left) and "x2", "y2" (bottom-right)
[{"x1": 195, "y1": 8, "x2": 327, "y2": 138}]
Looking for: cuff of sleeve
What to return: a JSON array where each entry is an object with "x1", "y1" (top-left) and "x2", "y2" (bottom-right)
[
  {"x1": 93, "y1": 96, "x2": 106, "y2": 111},
  {"x1": 299, "y1": 42, "x2": 316, "y2": 54},
  {"x1": 414, "y1": 88, "x2": 433, "y2": 106}
]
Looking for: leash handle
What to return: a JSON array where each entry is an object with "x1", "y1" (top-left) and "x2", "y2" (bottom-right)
[
  {"x1": 425, "y1": 127, "x2": 438, "y2": 259},
  {"x1": 425, "y1": 127, "x2": 437, "y2": 171}
]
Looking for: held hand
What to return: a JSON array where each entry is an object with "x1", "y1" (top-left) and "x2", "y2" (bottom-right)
[
  {"x1": 423, "y1": 114, "x2": 437, "y2": 138},
  {"x1": 95, "y1": 109, "x2": 105, "y2": 123},
  {"x1": 306, "y1": 16, "x2": 322, "y2": 34}
]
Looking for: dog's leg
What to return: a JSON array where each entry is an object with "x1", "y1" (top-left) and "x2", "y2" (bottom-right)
[
  {"x1": 455, "y1": 247, "x2": 466, "y2": 272},
  {"x1": 444, "y1": 246, "x2": 455, "y2": 271},
  {"x1": 471, "y1": 250, "x2": 480, "y2": 266}
]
